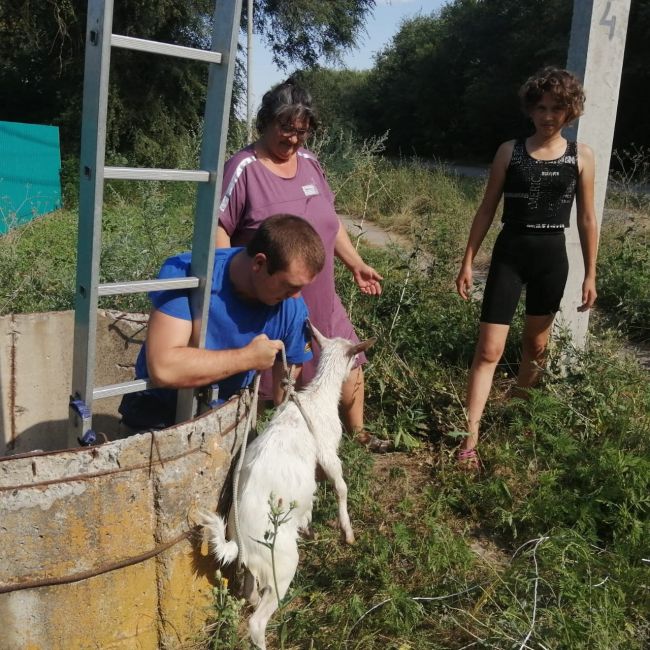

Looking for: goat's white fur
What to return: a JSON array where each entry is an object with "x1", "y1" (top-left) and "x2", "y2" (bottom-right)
[{"x1": 199, "y1": 323, "x2": 375, "y2": 650}]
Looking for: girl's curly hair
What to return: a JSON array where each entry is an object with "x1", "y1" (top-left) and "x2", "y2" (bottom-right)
[{"x1": 519, "y1": 67, "x2": 585, "y2": 124}]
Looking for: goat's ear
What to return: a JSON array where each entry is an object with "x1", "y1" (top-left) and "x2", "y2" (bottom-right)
[
  {"x1": 305, "y1": 318, "x2": 326, "y2": 349},
  {"x1": 350, "y1": 337, "x2": 377, "y2": 356}
]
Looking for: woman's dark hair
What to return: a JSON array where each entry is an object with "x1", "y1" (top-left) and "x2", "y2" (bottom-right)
[
  {"x1": 246, "y1": 214, "x2": 325, "y2": 276},
  {"x1": 519, "y1": 67, "x2": 586, "y2": 124},
  {"x1": 255, "y1": 78, "x2": 319, "y2": 135}
]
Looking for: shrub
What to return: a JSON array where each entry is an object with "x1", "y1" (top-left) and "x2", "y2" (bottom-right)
[{"x1": 598, "y1": 217, "x2": 650, "y2": 341}]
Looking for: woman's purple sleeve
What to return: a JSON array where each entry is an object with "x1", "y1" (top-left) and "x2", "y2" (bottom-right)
[{"x1": 218, "y1": 153, "x2": 249, "y2": 236}]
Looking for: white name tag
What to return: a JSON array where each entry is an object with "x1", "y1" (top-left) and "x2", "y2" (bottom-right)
[{"x1": 302, "y1": 184, "x2": 319, "y2": 197}]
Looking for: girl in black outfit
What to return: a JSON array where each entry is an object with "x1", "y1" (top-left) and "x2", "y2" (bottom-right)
[{"x1": 455, "y1": 67, "x2": 598, "y2": 470}]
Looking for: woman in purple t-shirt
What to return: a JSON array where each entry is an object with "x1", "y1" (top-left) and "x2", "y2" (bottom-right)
[{"x1": 217, "y1": 79, "x2": 390, "y2": 451}]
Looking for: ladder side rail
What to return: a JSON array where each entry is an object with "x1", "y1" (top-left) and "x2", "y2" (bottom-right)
[
  {"x1": 175, "y1": 0, "x2": 244, "y2": 422},
  {"x1": 69, "y1": 0, "x2": 116, "y2": 446}
]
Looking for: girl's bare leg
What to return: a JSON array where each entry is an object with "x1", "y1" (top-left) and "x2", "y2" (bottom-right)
[
  {"x1": 516, "y1": 314, "x2": 555, "y2": 389},
  {"x1": 462, "y1": 322, "x2": 510, "y2": 453}
]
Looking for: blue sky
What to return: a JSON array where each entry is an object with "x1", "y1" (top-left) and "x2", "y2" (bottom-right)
[{"x1": 240, "y1": 0, "x2": 448, "y2": 117}]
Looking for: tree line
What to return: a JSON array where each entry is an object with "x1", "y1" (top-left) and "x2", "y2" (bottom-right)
[
  {"x1": 298, "y1": 0, "x2": 650, "y2": 162},
  {"x1": 1, "y1": 1, "x2": 648, "y2": 165},
  {"x1": 0, "y1": 0, "x2": 373, "y2": 163}
]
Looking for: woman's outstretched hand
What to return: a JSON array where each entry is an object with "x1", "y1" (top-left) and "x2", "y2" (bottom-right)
[
  {"x1": 352, "y1": 263, "x2": 383, "y2": 296},
  {"x1": 456, "y1": 265, "x2": 473, "y2": 300}
]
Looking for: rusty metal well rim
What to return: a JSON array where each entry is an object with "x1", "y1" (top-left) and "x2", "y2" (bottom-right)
[
  {"x1": 0, "y1": 393, "x2": 244, "y2": 463},
  {"x1": 0, "y1": 407, "x2": 249, "y2": 492}
]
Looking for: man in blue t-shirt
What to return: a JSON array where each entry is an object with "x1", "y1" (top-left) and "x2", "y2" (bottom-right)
[{"x1": 119, "y1": 215, "x2": 325, "y2": 431}]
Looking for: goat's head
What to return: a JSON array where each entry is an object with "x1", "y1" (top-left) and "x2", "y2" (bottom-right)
[{"x1": 306, "y1": 319, "x2": 377, "y2": 379}]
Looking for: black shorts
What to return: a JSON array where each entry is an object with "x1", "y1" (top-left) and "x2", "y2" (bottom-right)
[{"x1": 480, "y1": 227, "x2": 569, "y2": 325}]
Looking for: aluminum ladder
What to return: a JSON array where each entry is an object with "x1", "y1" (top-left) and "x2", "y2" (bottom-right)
[{"x1": 69, "y1": 0, "x2": 243, "y2": 447}]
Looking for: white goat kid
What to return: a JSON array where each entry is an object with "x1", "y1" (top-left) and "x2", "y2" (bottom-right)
[{"x1": 199, "y1": 323, "x2": 375, "y2": 650}]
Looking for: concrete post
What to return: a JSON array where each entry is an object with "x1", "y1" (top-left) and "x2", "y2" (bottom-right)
[{"x1": 559, "y1": 0, "x2": 631, "y2": 347}]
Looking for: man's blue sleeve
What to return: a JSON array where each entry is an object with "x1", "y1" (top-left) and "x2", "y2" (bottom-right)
[
  {"x1": 283, "y1": 298, "x2": 313, "y2": 365},
  {"x1": 148, "y1": 253, "x2": 192, "y2": 321}
]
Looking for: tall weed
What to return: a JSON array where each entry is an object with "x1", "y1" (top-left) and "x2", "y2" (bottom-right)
[
  {"x1": 598, "y1": 214, "x2": 650, "y2": 340},
  {"x1": 608, "y1": 144, "x2": 650, "y2": 212}
]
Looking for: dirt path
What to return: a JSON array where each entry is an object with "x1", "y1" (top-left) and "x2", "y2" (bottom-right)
[{"x1": 340, "y1": 214, "x2": 410, "y2": 249}]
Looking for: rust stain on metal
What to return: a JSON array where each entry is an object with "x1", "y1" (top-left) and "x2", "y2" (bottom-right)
[
  {"x1": 0, "y1": 531, "x2": 190, "y2": 594},
  {"x1": 9, "y1": 314, "x2": 17, "y2": 448}
]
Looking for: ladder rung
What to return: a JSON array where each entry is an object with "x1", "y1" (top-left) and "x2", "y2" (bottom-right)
[
  {"x1": 93, "y1": 379, "x2": 151, "y2": 400},
  {"x1": 104, "y1": 167, "x2": 211, "y2": 182},
  {"x1": 111, "y1": 34, "x2": 222, "y2": 64},
  {"x1": 98, "y1": 277, "x2": 200, "y2": 297}
]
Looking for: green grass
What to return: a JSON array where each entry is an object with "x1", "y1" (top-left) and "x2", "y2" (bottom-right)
[
  {"x1": 0, "y1": 180, "x2": 197, "y2": 315},
  {"x1": 597, "y1": 211, "x2": 650, "y2": 341},
  {"x1": 1, "y1": 131, "x2": 648, "y2": 649},
  {"x1": 199, "y1": 322, "x2": 648, "y2": 649}
]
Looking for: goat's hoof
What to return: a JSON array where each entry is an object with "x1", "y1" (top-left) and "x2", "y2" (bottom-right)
[
  {"x1": 299, "y1": 525, "x2": 316, "y2": 540},
  {"x1": 343, "y1": 531, "x2": 356, "y2": 545}
]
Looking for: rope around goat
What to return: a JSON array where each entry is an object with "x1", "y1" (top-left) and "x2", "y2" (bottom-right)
[
  {"x1": 232, "y1": 372, "x2": 261, "y2": 568},
  {"x1": 231, "y1": 344, "x2": 318, "y2": 568},
  {"x1": 280, "y1": 344, "x2": 317, "y2": 434}
]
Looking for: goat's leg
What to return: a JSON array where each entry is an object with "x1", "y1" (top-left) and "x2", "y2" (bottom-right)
[
  {"x1": 248, "y1": 587, "x2": 275, "y2": 650},
  {"x1": 243, "y1": 568, "x2": 260, "y2": 607},
  {"x1": 248, "y1": 547, "x2": 298, "y2": 649},
  {"x1": 319, "y1": 454, "x2": 355, "y2": 544}
]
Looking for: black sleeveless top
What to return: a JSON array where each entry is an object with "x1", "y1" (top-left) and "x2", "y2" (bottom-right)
[{"x1": 501, "y1": 139, "x2": 578, "y2": 231}]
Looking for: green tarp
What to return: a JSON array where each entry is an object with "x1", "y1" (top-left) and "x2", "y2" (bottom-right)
[{"x1": 0, "y1": 120, "x2": 62, "y2": 235}]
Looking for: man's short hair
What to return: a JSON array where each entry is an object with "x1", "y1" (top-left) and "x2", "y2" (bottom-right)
[{"x1": 246, "y1": 215, "x2": 325, "y2": 276}]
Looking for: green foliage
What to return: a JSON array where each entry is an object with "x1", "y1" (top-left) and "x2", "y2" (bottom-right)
[
  {"x1": 360, "y1": 0, "x2": 572, "y2": 159},
  {"x1": 0, "y1": 209, "x2": 78, "y2": 314},
  {"x1": 204, "y1": 570, "x2": 246, "y2": 649},
  {"x1": 256, "y1": 496, "x2": 297, "y2": 607},
  {"x1": 0, "y1": 181, "x2": 196, "y2": 315},
  {"x1": 0, "y1": 0, "x2": 374, "y2": 165},
  {"x1": 608, "y1": 145, "x2": 650, "y2": 213},
  {"x1": 598, "y1": 215, "x2": 650, "y2": 341},
  {"x1": 0, "y1": 0, "x2": 215, "y2": 162},
  {"x1": 257, "y1": 332, "x2": 649, "y2": 648},
  {"x1": 1, "y1": 130, "x2": 648, "y2": 648},
  {"x1": 449, "y1": 338, "x2": 650, "y2": 552},
  {"x1": 252, "y1": 0, "x2": 375, "y2": 69},
  {"x1": 292, "y1": 0, "x2": 650, "y2": 158},
  {"x1": 295, "y1": 67, "x2": 372, "y2": 134}
]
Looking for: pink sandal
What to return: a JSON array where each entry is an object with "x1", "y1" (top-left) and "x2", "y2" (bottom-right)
[{"x1": 457, "y1": 447, "x2": 481, "y2": 471}]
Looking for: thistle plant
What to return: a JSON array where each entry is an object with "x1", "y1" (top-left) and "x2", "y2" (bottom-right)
[
  {"x1": 206, "y1": 569, "x2": 245, "y2": 649},
  {"x1": 254, "y1": 495, "x2": 298, "y2": 649},
  {"x1": 255, "y1": 495, "x2": 297, "y2": 608}
]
